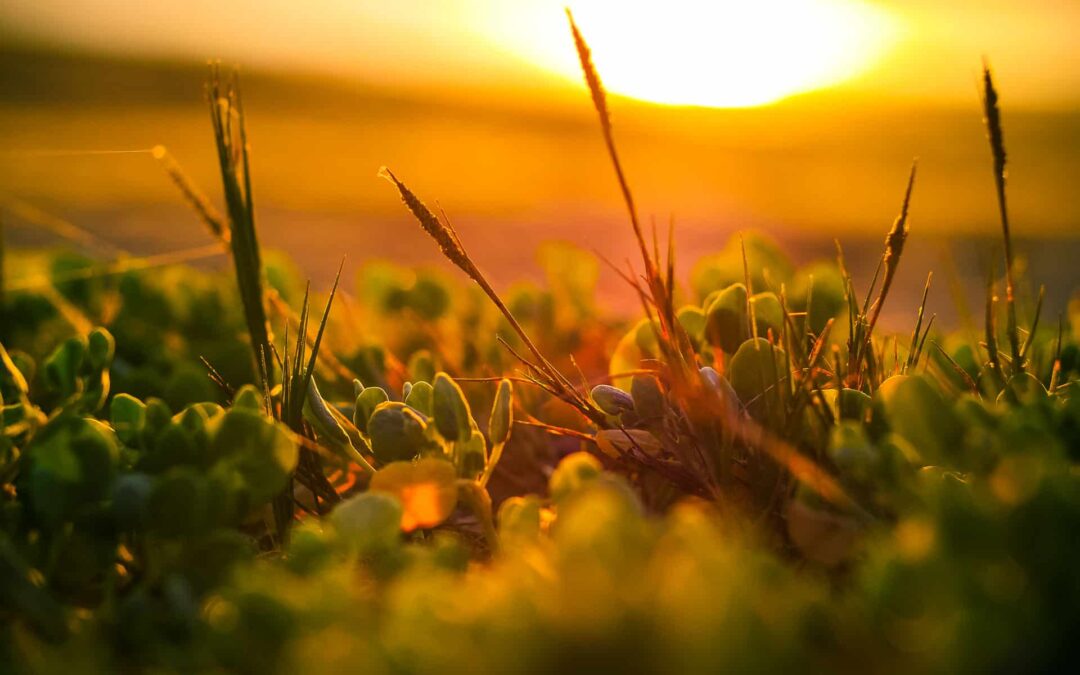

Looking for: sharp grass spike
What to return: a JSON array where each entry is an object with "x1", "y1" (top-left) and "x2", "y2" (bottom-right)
[
  {"x1": 208, "y1": 65, "x2": 274, "y2": 386},
  {"x1": 981, "y1": 62, "x2": 1023, "y2": 373}
]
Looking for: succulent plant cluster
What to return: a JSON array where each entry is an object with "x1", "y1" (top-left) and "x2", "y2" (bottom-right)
[{"x1": 1, "y1": 18, "x2": 1078, "y2": 674}]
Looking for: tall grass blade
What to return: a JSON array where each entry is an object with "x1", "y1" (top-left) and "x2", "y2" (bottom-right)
[
  {"x1": 849, "y1": 162, "x2": 916, "y2": 386},
  {"x1": 208, "y1": 66, "x2": 274, "y2": 385},
  {"x1": 153, "y1": 145, "x2": 230, "y2": 244},
  {"x1": 1019, "y1": 284, "x2": 1045, "y2": 362},
  {"x1": 984, "y1": 264, "x2": 1003, "y2": 382},
  {"x1": 865, "y1": 161, "x2": 917, "y2": 339},
  {"x1": 565, "y1": 9, "x2": 653, "y2": 282},
  {"x1": 566, "y1": 10, "x2": 697, "y2": 384},
  {"x1": 379, "y1": 168, "x2": 606, "y2": 426},
  {"x1": 0, "y1": 194, "x2": 125, "y2": 257},
  {"x1": 981, "y1": 63, "x2": 1022, "y2": 373},
  {"x1": 904, "y1": 272, "x2": 934, "y2": 373},
  {"x1": 931, "y1": 341, "x2": 979, "y2": 394},
  {"x1": 292, "y1": 260, "x2": 344, "y2": 425}
]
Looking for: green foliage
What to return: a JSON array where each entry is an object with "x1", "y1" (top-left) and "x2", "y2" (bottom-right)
[
  {"x1": 549, "y1": 451, "x2": 602, "y2": 503},
  {"x1": 2, "y1": 246, "x2": 1077, "y2": 675},
  {"x1": 691, "y1": 231, "x2": 794, "y2": 301},
  {"x1": 488, "y1": 378, "x2": 513, "y2": 447},
  {"x1": 705, "y1": 282, "x2": 749, "y2": 353},
  {"x1": 330, "y1": 492, "x2": 403, "y2": 552},
  {"x1": 874, "y1": 375, "x2": 961, "y2": 467},
  {"x1": 368, "y1": 402, "x2": 431, "y2": 464},
  {"x1": 1, "y1": 50, "x2": 1077, "y2": 675},
  {"x1": 432, "y1": 372, "x2": 471, "y2": 442},
  {"x1": 728, "y1": 338, "x2": 788, "y2": 426},
  {"x1": 353, "y1": 385, "x2": 389, "y2": 434}
]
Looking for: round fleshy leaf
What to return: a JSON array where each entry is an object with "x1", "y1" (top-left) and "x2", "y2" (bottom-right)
[
  {"x1": 86, "y1": 328, "x2": 115, "y2": 371},
  {"x1": 609, "y1": 319, "x2": 660, "y2": 391},
  {"x1": 208, "y1": 408, "x2": 298, "y2": 504},
  {"x1": 676, "y1": 306, "x2": 707, "y2": 346},
  {"x1": 497, "y1": 495, "x2": 542, "y2": 542},
  {"x1": 488, "y1": 378, "x2": 513, "y2": 446},
  {"x1": 368, "y1": 402, "x2": 429, "y2": 464},
  {"x1": 21, "y1": 415, "x2": 119, "y2": 529},
  {"x1": 111, "y1": 394, "x2": 147, "y2": 445},
  {"x1": 432, "y1": 373, "x2": 471, "y2": 442},
  {"x1": 353, "y1": 386, "x2": 389, "y2": 434},
  {"x1": 404, "y1": 380, "x2": 434, "y2": 417},
  {"x1": 147, "y1": 468, "x2": 209, "y2": 536},
  {"x1": 454, "y1": 430, "x2": 487, "y2": 479},
  {"x1": 407, "y1": 350, "x2": 437, "y2": 384},
  {"x1": 43, "y1": 337, "x2": 86, "y2": 399},
  {"x1": 788, "y1": 262, "x2": 846, "y2": 334},
  {"x1": 750, "y1": 292, "x2": 784, "y2": 340},
  {"x1": 231, "y1": 385, "x2": 263, "y2": 412},
  {"x1": 369, "y1": 458, "x2": 458, "y2": 532},
  {"x1": 875, "y1": 375, "x2": 961, "y2": 465},
  {"x1": 330, "y1": 492, "x2": 404, "y2": 550},
  {"x1": 590, "y1": 384, "x2": 634, "y2": 417},
  {"x1": 728, "y1": 338, "x2": 788, "y2": 424},
  {"x1": 699, "y1": 366, "x2": 741, "y2": 418},
  {"x1": 827, "y1": 422, "x2": 879, "y2": 485},
  {"x1": 690, "y1": 231, "x2": 794, "y2": 301},
  {"x1": 549, "y1": 452, "x2": 603, "y2": 503},
  {"x1": 705, "y1": 283, "x2": 749, "y2": 353},
  {"x1": 143, "y1": 398, "x2": 173, "y2": 437}
]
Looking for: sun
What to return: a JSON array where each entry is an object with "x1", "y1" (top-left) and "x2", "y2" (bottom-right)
[{"x1": 485, "y1": 0, "x2": 899, "y2": 108}]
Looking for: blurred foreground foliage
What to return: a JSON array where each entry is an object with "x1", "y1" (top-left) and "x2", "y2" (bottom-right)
[{"x1": 1, "y1": 233, "x2": 1078, "y2": 674}]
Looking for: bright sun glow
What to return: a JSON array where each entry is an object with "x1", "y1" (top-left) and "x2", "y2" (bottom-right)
[{"x1": 486, "y1": 0, "x2": 899, "y2": 108}]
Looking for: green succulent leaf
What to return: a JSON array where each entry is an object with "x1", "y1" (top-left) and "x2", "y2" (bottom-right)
[
  {"x1": 20, "y1": 414, "x2": 119, "y2": 529},
  {"x1": 488, "y1": 378, "x2": 513, "y2": 446},
  {"x1": 549, "y1": 452, "x2": 602, "y2": 503},
  {"x1": 432, "y1": 372, "x2": 472, "y2": 442},
  {"x1": 705, "y1": 283, "x2": 750, "y2": 353},
  {"x1": 354, "y1": 386, "x2": 390, "y2": 434},
  {"x1": 497, "y1": 495, "x2": 542, "y2": 543},
  {"x1": 208, "y1": 408, "x2": 298, "y2": 505},
  {"x1": 729, "y1": 338, "x2": 788, "y2": 425},
  {"x1": 676, "y1": 306, "x2": 707, "y2": 346},
  {"x1": 750, "y1": 292, "x2": 783, "y2": 340},
  {"x1": 404, "y1": 380, "x2": 435, "y2": 417},
  {"x1": 331, "y1": 492, "x2": 404, "y2": 552},
  {"x1": 231, "y1": 385, "x2": 264, "y2": 412},
  {"x1": 43, "y1": 337, "x2": 86, "y2": 400},
  {"x1": 368, "y1": 402, "x2": 430, "y2": 464},
  {"x1": 874, "y1": 375, "x2": 961, "y2": 466},
  {"x1": 111, "y1": 394, "x2": 147, "y2": 446},
  {"x1": 86, "y1": 328, "x2": 115, "y2": 371},
  {"x1": 407, "y1": 350, "x2": 437, "y2": 384},
  {"x1": 454, "y1": 430, "x2": 487, "y2": 479}
]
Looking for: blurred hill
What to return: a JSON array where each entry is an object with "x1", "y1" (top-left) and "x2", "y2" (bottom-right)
[{"x1": 1, "y1": 44, "x2": 1078, "y2": 324}]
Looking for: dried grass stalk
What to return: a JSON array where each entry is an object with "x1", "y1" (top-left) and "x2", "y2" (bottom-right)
[{"x1": 981, "y1": 63, "x2": 1023, "y2": 372}]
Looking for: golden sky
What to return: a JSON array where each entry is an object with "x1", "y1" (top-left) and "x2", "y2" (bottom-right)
[{"x1": 2, "y1": 0, "x2": 1078, "y2": 108}]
